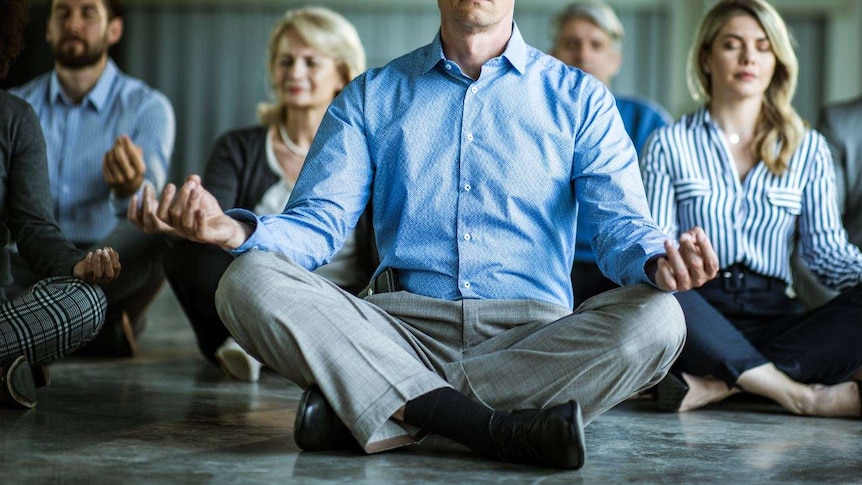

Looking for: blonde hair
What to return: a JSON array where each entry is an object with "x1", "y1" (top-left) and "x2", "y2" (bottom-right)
[
  {"x1": 687, "y1": 0, "x2": 802, "y2": 175},
  {"x1": 258, "y1": 7, "x2": 366, "y2": 126},
  {"x1": 551, "y1": 0, "x2": 625, "y2": 51}
]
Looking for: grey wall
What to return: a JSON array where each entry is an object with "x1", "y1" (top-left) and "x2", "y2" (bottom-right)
[{"x1": 14, "y1": 0, "x2": 858, "y2": 181}]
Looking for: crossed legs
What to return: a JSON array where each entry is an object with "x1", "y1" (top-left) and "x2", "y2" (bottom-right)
[
  {"x1": 215, "y1": 250, "x2": 685, "y2": 453},
  {"x1": 670, "y1": 287, "x2": 862, "y2": 417}
]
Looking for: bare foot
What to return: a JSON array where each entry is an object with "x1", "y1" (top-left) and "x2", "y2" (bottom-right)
[
  {"x1": 678, "y1": 373, "x2": 738, "y2": 412},
  {"x1": 804, "y1": 381, "x2": 861, "y2": 418}
]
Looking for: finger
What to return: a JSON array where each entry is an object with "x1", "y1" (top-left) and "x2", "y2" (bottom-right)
[
  {"x1": 693, "y1": 227, "x2": 719, "y2": 277},
  {"x1": 92, "y1": 248, "x2": 104, "y2": 280},
  {"x1": 112, "y1": 139, "x2": 136, "y2": 182},
  {"x1": 655, "y1": 257, "x2": 677, "y2": 292},
  {"x1": 193, "y1": 208, "x2": 209, "y2": 243},
  {"x1": 128, "y1": 194, "x2": 140, "y2": 223},
  {"x1": 665, "y1": 239, "x2": 692, "y2": 290},
  {"x1": 110, "y1": 247, "x2": 122, "y2": 276},
  {"x1": 103, "y1": 150, "x2": 121, "y2": 185},
  {"x1": 677, "y1": 231, "x2": 707, "y2": 285},
  {"x1": 156, "y1": 183, "x2": 176, "y2": 223},
  {"x1": 105, "y1": 247, "x2": 121, "y2": 275},
  {"x1": 181, "y1": 185, "x2": 203, "y2": 233},
  {"x1": 80, "y1": 252, "x2": 94, "y2": 280},
  {"x1": 139, "y1": 185, "x2": 159, "y2": 231},
  {"x1": 100, "y1": 248, "x2": 116, "y2": 279},
  {"x1": 125, "y1": 138, "x2": 146, "y2": 176},
  {"x1": 168, "y1": 180, "x2": 197, "y2": 233}
]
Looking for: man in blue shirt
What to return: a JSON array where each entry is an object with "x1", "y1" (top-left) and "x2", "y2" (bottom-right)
[
  {"x1": 131, "y1": 0, "x2": 716, "y2": 469},
  {"x1": 550, "y1": 0, "x2": 674, "y2": 307},
  {"x1": 11, "y1": 0, "x2": 175, "y2": 356}
]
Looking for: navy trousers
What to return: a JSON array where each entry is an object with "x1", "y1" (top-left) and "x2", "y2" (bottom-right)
[{"x1": 673, "y1": 264, "x2": 862, "y2": 386}]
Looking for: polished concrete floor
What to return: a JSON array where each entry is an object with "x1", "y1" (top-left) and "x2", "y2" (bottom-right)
[{"x1": 1, "y1": 288, "x2": 860, "y2": 484}]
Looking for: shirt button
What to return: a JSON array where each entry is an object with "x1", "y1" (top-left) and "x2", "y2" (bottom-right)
[
  {"x1": 470, "y1": 86, "x2": 478, "y2": 93},
  {"x1": 464, "y1": 183, "x2": 471, "y2": 191},
  {"x1": 466, "y1": 133, "x2": 474, "y2": 142},
  {"x1": 445, "y1": 64, "x2": 452, "y2": 70},
  {"x1": 464, "y1": 281, "x2": 471, "y2": 288},
  {"x1": 464, "y1": 233, "x2": 471, "y2": 241}
]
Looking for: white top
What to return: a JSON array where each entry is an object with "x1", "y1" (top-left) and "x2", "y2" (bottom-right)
[{"x1": 255, "y1": 132, "x2": 364, "y2": 289}]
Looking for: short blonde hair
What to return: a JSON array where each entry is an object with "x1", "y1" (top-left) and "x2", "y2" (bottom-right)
[
  {"x1": 258, "y1": 7, "x2": 366, "y2": 126},
  {"x1": 687, "y1": 0, "x2": 802, "y2": 174},
  {"x1": 551, "y1": 0, "x2": 625, "y2": 51}
]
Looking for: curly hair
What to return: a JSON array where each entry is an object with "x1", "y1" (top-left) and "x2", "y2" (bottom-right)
[{"x1": 0, "y1": 0, "x2": 31, "y2": 81}]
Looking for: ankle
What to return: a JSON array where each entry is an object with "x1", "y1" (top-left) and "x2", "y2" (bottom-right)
[{"x1": 787, "y1": 386, "x2": 816, "y2": 415}]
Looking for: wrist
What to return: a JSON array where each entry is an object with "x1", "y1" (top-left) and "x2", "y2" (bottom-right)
[
  {"x1": 221, "y1": 219, "x2": 253, "y2": 250},
  {"x1": 645, "y1": 255, "x2": 663, "y2": 285}
]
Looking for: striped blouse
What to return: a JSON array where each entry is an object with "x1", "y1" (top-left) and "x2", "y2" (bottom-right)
[{"x1": 641, "y1": 106, "x2": 862, "y2": 290}]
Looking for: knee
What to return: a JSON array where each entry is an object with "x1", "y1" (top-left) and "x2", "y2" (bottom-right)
[
  {"x1": 655, "y1": 290, "x2": 686, "y2": 339},
  {"x1": 42, "y1": 277, "x2": 107, "y2": 337},
  {"x1": 618, "y1": 288, "x2": 686, "y2": 365},
  {"x1": 214, "y1": 250, "x2": 285, "y2": 333}
]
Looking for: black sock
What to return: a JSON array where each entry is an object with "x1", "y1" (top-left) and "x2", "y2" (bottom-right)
[{"x1": 402, "y1": 387, "x2": 502, "y2": 456}]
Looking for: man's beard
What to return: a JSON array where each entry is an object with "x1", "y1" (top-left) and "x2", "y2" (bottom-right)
[{"x1": 52, "y1": 35, "x2": 109, "y2": 69}]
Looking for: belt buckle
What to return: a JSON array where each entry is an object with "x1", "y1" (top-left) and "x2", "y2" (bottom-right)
[{"x1": 722, "y1": 268, "x2": 745, "y2": 292}]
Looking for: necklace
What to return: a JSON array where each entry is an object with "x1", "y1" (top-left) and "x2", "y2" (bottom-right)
[
  {"x1": 278, "y1": 123, "x2": 309, "y2": 157},
  {"x1": 728, "y1": 133, "x2": 740, "y2": 145}
]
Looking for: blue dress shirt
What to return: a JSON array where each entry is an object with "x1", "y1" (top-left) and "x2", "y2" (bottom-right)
[
  {"x1": 11, "y1": 60, "x2": 175, "y2": 244},
  {"x1": 573, "y1": 94, "x2": 672, "y2": 263},
  {"x1": 642, "y1": 106, "x2": 862, "y2": 289},
  {"x1": 228, "y1": 25, "x2": 669, "y2": 309}
]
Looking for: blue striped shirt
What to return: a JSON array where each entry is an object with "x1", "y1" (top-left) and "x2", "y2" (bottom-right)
[
  {"x1": 641, "y1": 106, "x2": 862, "y2": 290},
  {"x1": 10, "y1": 60, "x2": 174, "y2": 244},
  {"x1": 228, "y1": 25, "x2": 669, "y2": 309}
]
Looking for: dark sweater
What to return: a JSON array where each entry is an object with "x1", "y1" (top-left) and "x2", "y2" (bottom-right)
[
  {"x1": 203, "y1": 125, "x2": 379, "y2": 283},
  {"x1": 0, "y1": 91, "x2": 83, "y2": 285}
]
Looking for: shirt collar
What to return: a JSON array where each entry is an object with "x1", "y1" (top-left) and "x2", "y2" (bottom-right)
[
  {"x1": 417, "y1": 21, "x2": 527, "y2": 76},
  {"x1": 48, "y1": 58, "x2": 117, "y2": 111},
  {"x1": 694, "y1": 105, "x2": 712, "y2": 127}
]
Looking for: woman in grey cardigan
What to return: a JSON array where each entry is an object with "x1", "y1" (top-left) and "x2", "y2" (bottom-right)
[
  {"x1": 1, "y1": 0, "x2": 121, "y2": 409},
  {"x1": 132, "y1": 7, "x2": 373, "y2": 382}
]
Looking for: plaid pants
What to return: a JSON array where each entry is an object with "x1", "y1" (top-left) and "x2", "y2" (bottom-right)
[{"x1": 0, "y1": 277, "x2": 106, "y2": 365}]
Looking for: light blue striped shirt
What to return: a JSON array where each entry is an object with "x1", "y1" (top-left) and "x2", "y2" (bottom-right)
[
  {"x1": 642, "y1": 106, "x2": 862, "y2": 290},
  {"x1": 10, "y1": 60, "x2": 174, "y2": 244},
  {"x1": 228, "y1": 26, "x2": 669, "y2": 308}
]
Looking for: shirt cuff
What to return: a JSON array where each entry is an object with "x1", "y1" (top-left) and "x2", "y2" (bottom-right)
[
  {"x1": 642, "y1": 250, "x2": 668, "y2": 290},
  {"x1": 110, "y1": 192, "x2": 132, "y2": 217},
  {"x1": 224, "y1": 208, "x2": 260, "y2": 255}
]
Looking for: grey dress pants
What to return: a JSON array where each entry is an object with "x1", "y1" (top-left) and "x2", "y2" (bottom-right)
[{"x1": 216, "y1": 250, "x2": 685, "y2": 452}]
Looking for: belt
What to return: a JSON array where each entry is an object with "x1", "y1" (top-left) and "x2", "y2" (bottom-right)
[
  {"x1": 706, "y1": 264, "x2": 785, "y2": 293},
  {"x1": 358, "y1": 268, "x2": 400, "y2": 298}
]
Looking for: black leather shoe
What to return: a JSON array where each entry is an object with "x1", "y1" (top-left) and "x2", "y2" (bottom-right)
[
  {"x1": 487, "y1": 399, "x2": 586, "y2": 470},
  {"x1": 294, "y1": 386, "x2": 361, "y2": 451},
  {"x1": 1, "y1": 356, "x2": 37, "y2": 409},
  {"x1": 32, "y1": 365, "x2": 50, "y2": 388},
  {"x1": 656, "y1": 372, "x2": 689, "y2": 412},
  {"x1": 77, "y1": 311, "x2": 136, "y2": 357}
]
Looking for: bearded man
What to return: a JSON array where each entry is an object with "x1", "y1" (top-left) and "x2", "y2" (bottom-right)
[{"x1": 10, "y1": 0, "x2": 175, "y2": 357}]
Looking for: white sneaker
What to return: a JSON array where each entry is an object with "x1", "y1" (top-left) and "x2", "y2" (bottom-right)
[{"x1": 215, "y1": 338, "x2": 263, "y2": 382}]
